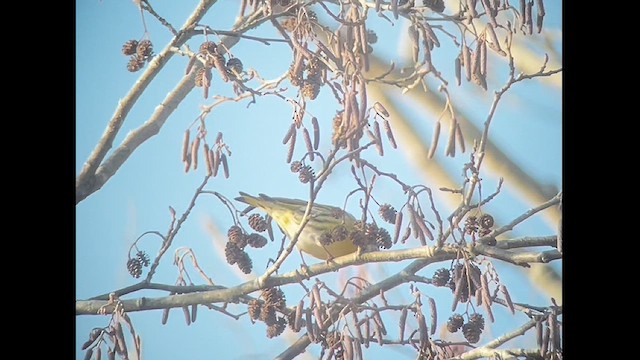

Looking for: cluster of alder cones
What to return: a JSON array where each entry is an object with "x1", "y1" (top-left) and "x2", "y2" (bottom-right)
[{"x1": 122, "y1": 39, "x2": 154, "y2": 72}]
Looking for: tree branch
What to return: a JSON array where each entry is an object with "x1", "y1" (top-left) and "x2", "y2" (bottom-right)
[
  {"x1": 76, "y1": 0, "x2": 218, "y2": 204},
  {"x1": 75, "y1": 0, "x2": 281, "y2": 204},
  {"x1": 77, "y1": 238, "x2": 560, "y2": 315},
  {"x1": 90, "y1": 283, "x2": 226, "y2": 301},
  {"x1": 494, "y1": 235, "x2": 557, "y2": 249},
  {"x1": 449, "y1": 319, "x2": 539, "y2": 359}
]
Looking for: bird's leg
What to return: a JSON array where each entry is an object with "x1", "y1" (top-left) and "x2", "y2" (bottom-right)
[
  {"x1": 320, "y1": 244, "x2": 339, "y2": 266},
  {"x1": 324, "y1": 254, "x2": 338, "y2": 266},
  {"x1": 297, "y1": 250, "x2": 312, "y2": 279}
]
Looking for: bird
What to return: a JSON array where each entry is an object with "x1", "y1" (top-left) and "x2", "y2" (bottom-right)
[{"x1": 235, "y1": 192, "x2": 366, "y2": 260}]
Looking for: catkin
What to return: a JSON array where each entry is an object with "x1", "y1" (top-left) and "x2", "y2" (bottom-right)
[
  {"x1": 282, "y1": 123, "x2": 295, "y2": 145},
  {"x1": 399, "y1": 307, "x2": 408, "y2": 341},
  {"x1": 182, "y1": 130, "x2": 190, "y2": 162},
  {"x1": 455, "y1": 123, "x2": 466, "y2": 153},
  {"x1": 303, "y1": 128, "x2": 314, "y2": 161},
  {"x1": 311, "y1": 117, "x2": 320, "y2": 150},
  {"x1": 383, "y1": 120, "x2": 397, "y2": 148},
  {"x1": 182, "y1": 306, "x2": 191, "y2": 326},
  {"x1": 191, "y1": 304, "x2": 198, "y2": 323},
  {"x1": 221, "y1": 153, "x2": 229, "y2": 178},
  {"x1": 393, "y1": 212, "x2": 403, "y2": 244},
  {"x1": 191, "y1": 137, "x2": 201, "y2": 170},
  {"x1": 212, "y1": 149, "x2": 220, "y2": 177},
  {"x1": 463, "y1": 45, "x2": 472, "y2": 81},
  {"x1": 373, "y1": 120, "x2": 384, "y2": 156},
  {"x1": 428, "y1": 298, "x2": 437, "y2": 335},
  {"x1": 501, "y1": 285, "x2": 515, "y2": 314},
  {"x1": 455, "y1": 56, "x2": 461, "y2": 86},
  {"x1": 286, "y1": 130, "x2": 296, "y2": 164},
  {"x1": 428, "y1": 121, "x2": 441, "y2": 159}
]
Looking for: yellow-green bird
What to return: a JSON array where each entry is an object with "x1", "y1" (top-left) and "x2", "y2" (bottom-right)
[{"x1": 235, "y1": 192, "x2": 362, "y2": 260}]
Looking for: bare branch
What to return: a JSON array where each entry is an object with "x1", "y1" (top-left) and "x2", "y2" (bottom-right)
[
  {"x1": 76, "y1": 0, "x2": 219, "y2": 203},
  {"x1": 77, "y1": 238, "x2": 560, "y2": 315}
]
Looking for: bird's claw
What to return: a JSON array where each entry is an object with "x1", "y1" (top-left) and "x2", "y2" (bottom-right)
[{"x1": 297, "y1": 264, "x2": 312, "y2": 279}]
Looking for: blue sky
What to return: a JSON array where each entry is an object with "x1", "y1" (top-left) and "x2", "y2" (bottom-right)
[{"x1": 77, "y1": 1, "x2": 561, "y2": 359}]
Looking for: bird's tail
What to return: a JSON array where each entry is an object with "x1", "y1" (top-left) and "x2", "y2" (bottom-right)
[{"x1": 235, "y1": 192, "x2": 281, "y2": 214}]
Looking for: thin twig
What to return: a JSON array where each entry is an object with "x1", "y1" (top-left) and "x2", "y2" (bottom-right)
[
  {"x1": 464, "y1": 57, "x2": 562, "y2": 205},
  {"x1": 144, "y1": 176, "x2": 210, "y2": 282},
  {"x1": 141, "y1": 0, "x2": 178, "y2": 36}
]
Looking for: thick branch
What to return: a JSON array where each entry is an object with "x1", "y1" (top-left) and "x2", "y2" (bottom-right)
[
  {"x1": 90, "y1": 283, "x2": 226, "y2": 300},
  {"x1": 495, "y1": 235, "x2": 556, "y2": 249},
  {"x1": 77, "y1": 245, "x2": 453, "y2": 315},
  {"x1": 77, "y1": 234, "x2": 561, "y2": 315},
  {"x1": 474, "y1": 244, "x2": 561, "y2": 266},
  {"x1": 80, "y1": 73, "x2": 197, "y2": 203},
  {"x1": 454, "y1": 348, "x2": 541, "y2": 360}
]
